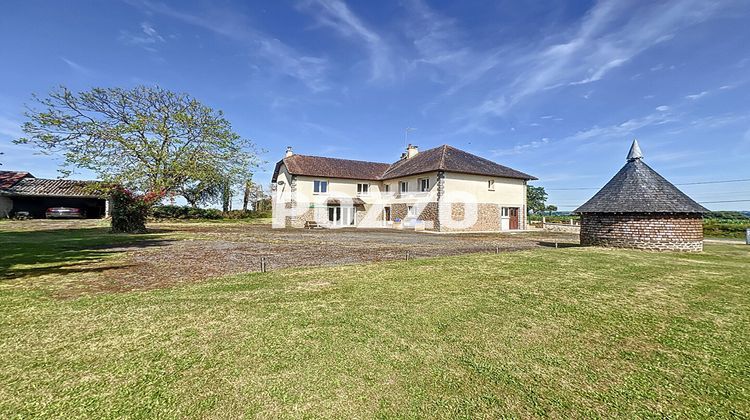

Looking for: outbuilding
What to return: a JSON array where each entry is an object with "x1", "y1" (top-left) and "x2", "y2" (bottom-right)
[
  {"x1": 574, "y1": 141, "x2": 707, "y2": 251},
  {"x1": 0, "y1": 171, "x2": 108, "y2": 219}
]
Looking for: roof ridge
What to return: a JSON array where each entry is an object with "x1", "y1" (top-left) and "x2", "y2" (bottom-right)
[
  {"x1": 437, "y1": 144, "x2": 448, "y2": 170},
  {"x1": 285, "y1": 154, "x2": 389, "y2": 166}
]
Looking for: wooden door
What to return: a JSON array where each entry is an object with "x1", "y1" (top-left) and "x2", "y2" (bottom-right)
[{"x1": 509, "y1": 207, "x2": 519, "y2": 230}]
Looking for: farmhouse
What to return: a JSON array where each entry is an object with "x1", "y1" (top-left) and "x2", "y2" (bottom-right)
[
  {"x1": 0, "y1": 171, "x2": 108, "y2": 219},
  {"x1": 271, "y1": 144, "x2": 536, "y2": 232},
  {"x1": 575, "y1": 140, "x2": 707, "y2": 251}
]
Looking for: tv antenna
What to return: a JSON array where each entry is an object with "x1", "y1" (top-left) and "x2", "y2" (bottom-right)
[{"x1": 405, "y1": 127, "x2": 417, "y2": 145}]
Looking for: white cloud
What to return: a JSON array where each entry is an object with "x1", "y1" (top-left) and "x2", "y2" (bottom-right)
[
  {"x1": 119, "y1": 22, "x2": 165, "y2": 51},
  {"x1": 686, "y1": 91, "x2": 709, "y2": 100},
  {"x1": 466, "y1": 0, "x2": 724, "y2": 118},
  {"x1": 129, "y1": 1, "x2": 330, "y2": 91},
  {"x1": 655, "y1": 105, "x2": 670, "y2": 111},
  {"x1": 567, "y1": 111, "x2": 677, "y2": 142},
  {"x1": 298, "y1": 0, "x2": 393, "y2": 81},
  {"x1": 492, "y1": 137, "x2": 550, "y2": 157},
  {"x1": 60, "y1": 57, "x2": 94, "y2": 76}
]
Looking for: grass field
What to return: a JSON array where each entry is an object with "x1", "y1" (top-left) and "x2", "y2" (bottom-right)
[{"x1": 1, "y1": 226, "x2": 749, "y2": 417}]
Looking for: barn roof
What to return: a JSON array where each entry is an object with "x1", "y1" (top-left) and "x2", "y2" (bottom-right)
[
  {"x1": 1, "y1": 177, "x2": 102, "y2": 198},
  {"x1": 0, "y1": 170, "x2": 32, "y2": 189},
  {"x1": 271, "y1": 144, "x2": 536, "y2": 182},
  {"x1": 575, "y1": 140, "x2": 708, "y2": 214}
]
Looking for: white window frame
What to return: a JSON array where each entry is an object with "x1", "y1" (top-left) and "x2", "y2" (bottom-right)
[
  {"x1": 407, "y1": 205, "x2": 416, "y2": 217},
  {"x1": 357, "y1": 183, "x2": 370, "y2": 196},
  {"x1": 501, "y1": 207, "x2": 509, "y2": 217},
  {"x1": 384, "y1": 184, "x2": 390, "y2": 193},
  {"x1": 399, "y1": 181, "x2": 409, "y2": 193},
  {"x1": 313, "y1": 179, "x2": 328, "y2": 194},
  {"x1": 418, "y1": 178, "x2": 430, "y2": 192},
  {"x1": 488, "y1": 179, "x2": 495, "y2": 191}
]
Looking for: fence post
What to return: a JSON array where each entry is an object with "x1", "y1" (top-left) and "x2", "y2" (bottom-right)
[
  {"x1": 406, "y1": 251, "x2": 410, "y2": 261},
  {"x1": 746, "y1": 228, "x2": 750, "y2": 245},
  {"x1": 495, "y1": 246, "x2": 499, "y2": 254},
  {"x1": 261, "y1": 256, "x2": 267, "y2": 273}
]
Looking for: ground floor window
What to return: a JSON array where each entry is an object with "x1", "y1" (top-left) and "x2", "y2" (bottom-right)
[
  {"x1": 501, "y1": 207, "x2": 509, "y2": 217},
  {"x1": 327, "y1": 206, "x2": 355, "y2": 226},
  {"x1": 384, "y1": 206, "x2": 391, "y2": 221}
]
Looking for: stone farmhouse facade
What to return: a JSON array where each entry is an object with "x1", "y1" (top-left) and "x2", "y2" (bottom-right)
[
  {"x1": 575, "y1": 140, "x2": 707, "y2": 251},
  {"x1": 271, "y1": 144, "x2": 536, "y2": 232}
]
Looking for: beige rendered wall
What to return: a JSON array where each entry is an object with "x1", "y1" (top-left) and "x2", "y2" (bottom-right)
[{"x1": 442, "y1": 172, "x2": 525, "y2": 205}]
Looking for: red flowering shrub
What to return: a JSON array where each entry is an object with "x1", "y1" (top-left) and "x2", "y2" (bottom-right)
[{"x1": 110, "y1": 186, "x2": 164, "y2": 233}]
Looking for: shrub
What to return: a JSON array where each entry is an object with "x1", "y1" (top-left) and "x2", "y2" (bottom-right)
[
  {"x1": 222, "y1": 210, "x2": 272, "y2": 219},
  {"x1": 151, "y1": 205, "x2": 222, "y2": 220},
  {"x1": 111, "y1": 187, "x2": 163, "y2": 233}
]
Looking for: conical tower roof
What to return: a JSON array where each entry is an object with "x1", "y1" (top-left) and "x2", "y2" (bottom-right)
[{"x1": 574, "y1": 141, "x2": 708, "y2": 214}]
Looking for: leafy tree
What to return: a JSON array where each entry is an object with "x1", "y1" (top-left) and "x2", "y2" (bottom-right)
[
  {"x1": 527, "y1": 185, "x2": 549, "y2": 214},
  {"x1": 545, "y1": 204, "x2": 558, "y2": 215},
  {"x1": 17, "y1": 85, "x2": 260, "y2": 201}
]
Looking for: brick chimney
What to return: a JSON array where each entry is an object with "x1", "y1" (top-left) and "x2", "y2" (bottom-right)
[
  {"x1": 285, "y1": 146, "x2": 294, "y2": 157},
  {"x1": 406, "y1": 144, "x2": 419, "y2": 159}
]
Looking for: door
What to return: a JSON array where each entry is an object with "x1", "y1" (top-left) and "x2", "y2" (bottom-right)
[
  {"x1": 384, "y1": 206, "x2": 391, "y2": 222},
  {"x1": 509, "y1": 207, "x2": 519, "y2": 230}
]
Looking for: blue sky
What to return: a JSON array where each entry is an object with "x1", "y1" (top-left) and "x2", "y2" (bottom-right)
[{"x1": 1, "y1": 0, "x2": 749, "y2": 210}]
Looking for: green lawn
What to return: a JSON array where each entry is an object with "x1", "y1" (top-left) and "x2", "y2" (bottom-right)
[{"x1": 1, "y1": 229, "x2": 749, "y2": 418}]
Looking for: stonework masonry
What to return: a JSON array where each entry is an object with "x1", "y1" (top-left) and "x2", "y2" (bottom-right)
[
  {"x1": 440, "y1": 203, "x2": 502, "y2": 232},
  {"x1": 580, "y1": 213, "x2": 703, "y2": 252}
]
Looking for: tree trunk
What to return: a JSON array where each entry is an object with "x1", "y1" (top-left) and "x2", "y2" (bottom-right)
[
  {"x1": 222, "y1": 181, "x2": 231, "y2": 213},
  {"x1": 242, "y1": 180, "x2": 251, "y2": 212}
]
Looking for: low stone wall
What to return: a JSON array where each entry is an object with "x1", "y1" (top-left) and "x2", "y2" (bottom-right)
[{"x1": 580, "y1": 213, "x2": 703, "y2": 251}]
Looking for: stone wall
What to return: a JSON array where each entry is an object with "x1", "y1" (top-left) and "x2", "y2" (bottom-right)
[
  {"x1": 580, "y1": 213, "x2": 703, "y2": 251},
  {"x1": 440, "y1": 203, "x2": 502, "y2": 232}
]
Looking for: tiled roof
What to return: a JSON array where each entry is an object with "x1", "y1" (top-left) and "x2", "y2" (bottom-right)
[
  {"x1": 0, "y1": 170, "x2": 32, "y2": 189},
  {"x1": 271, "y1": 144, "x2": 536, "y2": 182},
  {"x1": 2, "y1": 177, "x2": 102, "y2": 197},
  {"x1": 574, "y1": 157, "x2": 707, "y2": 214},
  {"x1": 381, "y1": 145, "x2": 536, "y2": 180},
  {"x1": 272, "y1": 155, "x2": 391, "y2": 182}
]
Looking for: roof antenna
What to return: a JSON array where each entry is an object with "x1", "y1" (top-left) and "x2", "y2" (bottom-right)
[
  {"x1": 405, "y1": 127, "x2": 416, "y2": 146},
  {"x1": 627, "y1": 139, "x2": 644, "y2": 162}
]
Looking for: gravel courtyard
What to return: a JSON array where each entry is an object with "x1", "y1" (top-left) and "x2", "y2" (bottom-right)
[{"x1": 2, "y1": 219, "x2": 579, "y2": 295}]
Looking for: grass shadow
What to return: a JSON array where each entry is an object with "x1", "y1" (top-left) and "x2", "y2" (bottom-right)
[{"x1": 1, "y1": 227, "x2": 175, "y2": 280}]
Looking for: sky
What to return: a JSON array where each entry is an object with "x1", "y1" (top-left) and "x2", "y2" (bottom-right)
[{"x1": 1, "y1": 0, "x2": 749, "y2": 211}]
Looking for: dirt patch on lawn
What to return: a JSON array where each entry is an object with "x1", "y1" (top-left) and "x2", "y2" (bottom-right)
[{"x1": 3, "y1": 220, "x2": 579, "y2": 296}]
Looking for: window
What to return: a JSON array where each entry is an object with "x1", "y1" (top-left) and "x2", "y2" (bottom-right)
[
  {"x1": 384, "y1": 206, "x2": 391, "y2": 221},
  {"x1": 384, "y1": 184, "x2": 390, "y2": 193},
  {"x1": 419, "y1": 178, "x2": 430, "y2": 192},
  {"x1": 501, "y1": 207, "x2": 509, "y2": 217},
  {"x1": 488, "y1": 179, "x2": 495, "y2": 191},
  {"x1": 407, "y1": 205, "x2": 415, "y2": 217},
  {"x1": 314, "y1": 180, "x2": 328, "y2": 194},
  {"x1": 399, "y1": 181, "x2": 408, "y2": 193},
  {"x1": 357, "y1": 183, "x2": 369, "y2": 195}
]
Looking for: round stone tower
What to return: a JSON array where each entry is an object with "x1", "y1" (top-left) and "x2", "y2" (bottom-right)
[{"x1": 575, "y1": 140, "x2": 707, "y2": 251}]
